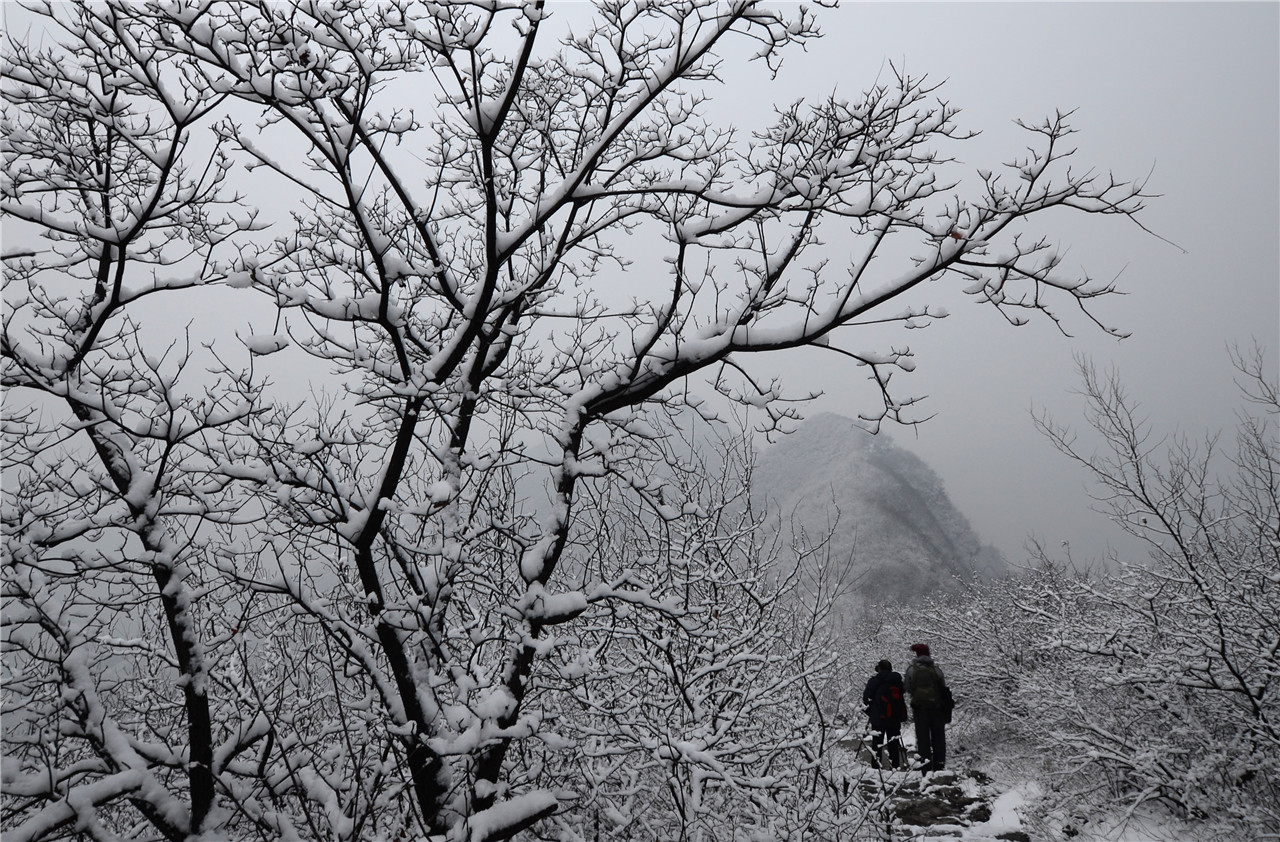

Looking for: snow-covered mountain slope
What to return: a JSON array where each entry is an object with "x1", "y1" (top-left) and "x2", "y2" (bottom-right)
[{"x1": 752, "y1": 413, "x2": 1007, "y2": 606}]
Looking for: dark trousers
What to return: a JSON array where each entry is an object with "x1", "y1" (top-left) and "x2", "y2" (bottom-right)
[
  {"x1": 912, "y1": 707, "x2": 946, "y2": 771},
  {"x1": 869, "y1": 722, "x2": 903, "y2": 769}
]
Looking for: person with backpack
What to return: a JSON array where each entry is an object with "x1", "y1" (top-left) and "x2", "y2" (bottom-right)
[
  {"x1": 861, "y1": 659, "x2": 908, "y2": 770},
  {"x1": 904, "y1": 643, "x2": 952, "y2": 773}
]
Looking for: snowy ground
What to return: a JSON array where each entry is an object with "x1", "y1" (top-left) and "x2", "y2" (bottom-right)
[
  {"x1": 976, "y1": 781, "x2": 1204, "y2": 842},
  {"x1": 835, "y1": 729, "x2": 1213, "y2": 842}
]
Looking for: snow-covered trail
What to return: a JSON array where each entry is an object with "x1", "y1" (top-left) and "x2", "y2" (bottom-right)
[
  {"x1": 849, "y1": 768, "x2": 1031, "y2": 841},
  {"x1": 848, "y1": 767, "x2": 1205, "y2": 842},
  {"x1": 836, "y1": 732, "x2": 1209, "y2": 842}
]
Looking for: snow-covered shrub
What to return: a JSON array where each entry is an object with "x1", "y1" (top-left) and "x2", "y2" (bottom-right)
[
  {"x1": 912, "y1": 350, "x2": 1279, "y2": 838},
  {"x1": 1026, "y1": 351, "x2": 1280, "y2": 835},
  {"x1": 512, "y1": 422, "x2": 863, "y2": 842}
]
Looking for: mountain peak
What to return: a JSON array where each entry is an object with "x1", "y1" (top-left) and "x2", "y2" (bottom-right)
[{"x1": 753, "y1": 413, "x2": 1006, "y2": 606}]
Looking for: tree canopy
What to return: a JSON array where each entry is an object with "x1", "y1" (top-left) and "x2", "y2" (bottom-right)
[{"x1": 2, "y1": 2, "x2": 1149, "y2": 840}]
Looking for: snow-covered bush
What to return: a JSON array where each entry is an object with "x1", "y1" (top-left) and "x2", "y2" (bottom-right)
[
  {"x1": 517, "y1": 422, "x2": 855, "y2": 841},
  {"x1": 1027, "y1": 350, "x2": 1280, "y2": 834},
  {"x1": 912, "y1": 350, "x2": 1279, "y2": 837}
]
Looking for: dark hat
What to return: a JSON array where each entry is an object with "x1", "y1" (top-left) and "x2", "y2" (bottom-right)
[
  {"x1": 876, "y1": 659, "x2": 892, "y2": 673},
  {"x1": 910, "y1": 643, "x2": 931, "y2": 656}
]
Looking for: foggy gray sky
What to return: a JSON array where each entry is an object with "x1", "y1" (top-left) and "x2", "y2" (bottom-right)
[
  {"x1": 10, "y1": 2, "x2": 1272, "y2": 570},
  {"x1": 737, "y1": 2, "x2": 1279, "y2": 566}
]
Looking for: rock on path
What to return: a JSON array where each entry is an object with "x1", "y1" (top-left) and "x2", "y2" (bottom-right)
[{"x1": 855, "y1": 769, "x2": 1034, "y2": 841}]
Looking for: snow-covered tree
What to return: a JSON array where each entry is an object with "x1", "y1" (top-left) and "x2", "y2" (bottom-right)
[
  {"x1": 1025, "y1": 350, "x2": 1280, "y2": 832},
  {"x1": 3, "y1": 1, "x2": 1149, "y2": 839},
  {"x1": 906, "y1": 349, "x2": 1278, "y2": 837},
  {"x1": 2, "y1": 4, "x2": 262, "y2": 838},
  {"x1": 513, "y1": 421, "x2": 850, "y2": 841}
]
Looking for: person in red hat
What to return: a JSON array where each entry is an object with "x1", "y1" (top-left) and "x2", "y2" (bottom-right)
[{"x1": 904, "y1": 643, "x2": 952, "y2": 773}]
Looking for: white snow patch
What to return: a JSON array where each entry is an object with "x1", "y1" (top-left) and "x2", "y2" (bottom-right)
[
  {"x1": 467, "y1": 790, "x2": 558, "y2": 842},
  {"x1": 243, "y1": 333, "x2": 289, "y2": 355},
  {"x1": 425, "y1": 480, "x2": 452, "y2": 504},
  {"x1": 967, "y1": 779, "x2": 1036, "y2": 838}
]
